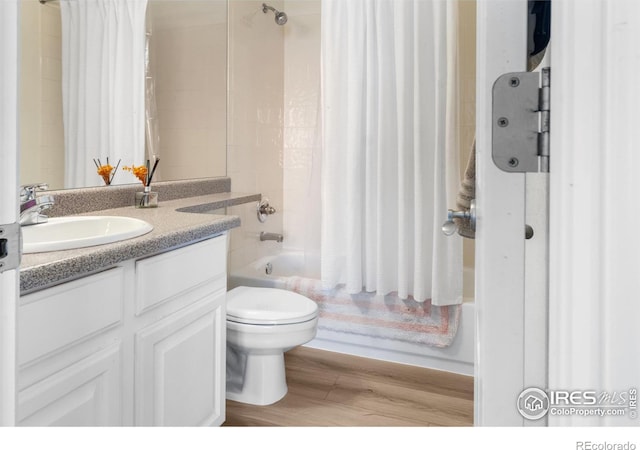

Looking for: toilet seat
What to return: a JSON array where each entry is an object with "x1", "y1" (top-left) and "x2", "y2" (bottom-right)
[{"x1": 226, "y1": 286, "x2": 318, "y2": 325}]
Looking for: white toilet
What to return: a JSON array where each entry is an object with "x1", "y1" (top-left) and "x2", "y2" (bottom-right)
[{"x1": 225, "y1": 286, "x2": 318, "y2": 406}]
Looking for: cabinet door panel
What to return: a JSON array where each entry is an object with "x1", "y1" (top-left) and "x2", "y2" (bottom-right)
[
  {"x1": 18, "y1": 344, "x2": 122, "y2": 426},
  {"x1": 135, "y1": 291, "x2": 225, "y2": 426}
]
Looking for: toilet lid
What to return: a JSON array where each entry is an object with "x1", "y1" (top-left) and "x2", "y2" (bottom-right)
[{"x1": 226, "y1": 286, "x2": 318, "y2": 325}]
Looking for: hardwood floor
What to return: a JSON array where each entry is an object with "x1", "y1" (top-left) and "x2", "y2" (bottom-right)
[{"x1": 224, "y1": 346, "x2": 474, "y2": 427}]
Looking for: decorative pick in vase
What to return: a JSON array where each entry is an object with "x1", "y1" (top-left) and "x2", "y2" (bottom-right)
[
  {"x1": 94, "y1": 157, "x2": 121, "y2": 186},
  {"x1": 124, "y1": 157, "x2": 160, "y2": 208}
]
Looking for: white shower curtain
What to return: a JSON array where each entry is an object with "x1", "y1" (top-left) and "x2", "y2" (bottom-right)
[
  {"x1": 321, "y1": 0, "x2": 462, "y2": 306},
  {"x1": 60, "y1": 0, "x2": 148, "y2": 188}
]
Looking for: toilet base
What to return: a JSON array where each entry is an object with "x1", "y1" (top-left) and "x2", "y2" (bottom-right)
[{"x1": 226, "y1": 351, "x2": 288, "y2": 406}]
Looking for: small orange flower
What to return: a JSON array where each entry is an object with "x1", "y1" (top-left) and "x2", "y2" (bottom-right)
[
  {"x1": 97, "y1": 164, "x2": 114, "y2": 185},
  {"x1": 123, "y1": 165, "x2": 148, "y2": 186}
]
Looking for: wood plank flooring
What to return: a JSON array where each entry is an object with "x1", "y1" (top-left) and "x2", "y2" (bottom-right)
[{"x1": 224, "y1": 346, "x2": 474, "y2": 427}]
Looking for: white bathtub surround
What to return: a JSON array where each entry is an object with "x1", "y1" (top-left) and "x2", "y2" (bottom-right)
[
  {"x1": 320, "y1": 0, "x2": 462, "y2": 306},
  {"x1": 60, "y1": 0, "x2": 147, "y2": 188}
]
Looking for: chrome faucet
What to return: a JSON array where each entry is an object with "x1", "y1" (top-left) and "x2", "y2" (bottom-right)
[
  {"x1": 260, "y1": 232, "x2": 283, "y2": 243},
  {"x1": 20, "y1": 183, "x2": 55, "y2": 226}
]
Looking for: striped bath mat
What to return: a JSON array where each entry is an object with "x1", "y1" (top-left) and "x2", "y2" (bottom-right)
[{"x1": 285, "y1": 276, "x2": 461, "y2": 348}]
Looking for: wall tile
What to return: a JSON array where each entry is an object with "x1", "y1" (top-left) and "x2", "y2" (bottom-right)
[
  {"x1": 284, "y1": 106, "x2": 318, "y2": 128},
  {"x1": 280, "y1": 1, "x2": 321, "y2": 254},
  {"x1": 228, "y1": 0, "x2": 285, "y2": 271},
  {"x1": 284, "y1": 0, "x2": 321, "y2": 17}
]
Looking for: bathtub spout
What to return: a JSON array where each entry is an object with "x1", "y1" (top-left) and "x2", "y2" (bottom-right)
[{"x1": 260, "y1": 232, "x2": 283, "y2": 243}]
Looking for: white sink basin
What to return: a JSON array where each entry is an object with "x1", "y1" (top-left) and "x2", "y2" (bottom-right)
[{"x1": 22, "y1": 216, "x2": 153, "y2": 254}]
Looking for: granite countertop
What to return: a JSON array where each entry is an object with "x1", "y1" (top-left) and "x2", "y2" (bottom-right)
[{"x1": 20, "y1": 191, "x2": 260, "y2": 294}]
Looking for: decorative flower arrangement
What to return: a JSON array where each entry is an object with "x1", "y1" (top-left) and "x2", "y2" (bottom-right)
[
  {"x1": 122, "y1": 164, "x2": 149, "y2": 186},
  {"x1": 124, "y1": 157, "x2": 161, "y2": 208},
  {"x1": 94, "y1": 158, "x2": 120, "y2": 186},
  {"x1": 123, "y1": 157, "x2": 159, "y2": 187}
]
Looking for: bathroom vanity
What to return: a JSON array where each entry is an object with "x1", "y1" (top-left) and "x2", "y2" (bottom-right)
[{"x1": 17, "y1": 181, "x2": 260, "y2": 426}]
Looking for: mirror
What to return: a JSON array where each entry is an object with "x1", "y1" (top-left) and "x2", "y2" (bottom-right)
[{"x1": 19, "y1": 0, "x2": 227, "y2": 190}]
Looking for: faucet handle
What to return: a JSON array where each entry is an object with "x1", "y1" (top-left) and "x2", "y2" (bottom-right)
[
  {"x1": 20, "y1": 183, "x2": 48, "y2": 202},
  {"x1": 257, "y1": 198, "x2": 277, "y2": 223}
]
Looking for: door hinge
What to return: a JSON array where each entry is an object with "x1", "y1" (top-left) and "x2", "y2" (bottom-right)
[
  {"x1": 0, "y1": 222, "x2": 21, "y2": 273},
  {"x1": 492, "y1": 67, "x2": 550, "y2": 173}
]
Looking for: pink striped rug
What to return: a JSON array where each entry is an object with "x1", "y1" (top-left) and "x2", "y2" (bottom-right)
[{"x1": 284, "y1": 276, "x2": 461, "y2": 348}]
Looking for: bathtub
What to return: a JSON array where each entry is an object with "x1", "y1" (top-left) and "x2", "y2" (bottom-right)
[
  {"x1": 228, "y1": 252, "x2": 475, "y2": 375},
  {"x1": 229, "y1": 251, "x2": 319, "y2": 289}
]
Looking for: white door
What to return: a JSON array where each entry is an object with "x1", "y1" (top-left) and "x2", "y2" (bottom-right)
[
  {"x1": 548, "y1": 1, "x2": 640, "y2": 427},
  {"x1": 475, "y1": 0, "x2": 549, "y2": 426},
  {"x1": 0, "y1": 0, "x2": 20, "y2": 427}
]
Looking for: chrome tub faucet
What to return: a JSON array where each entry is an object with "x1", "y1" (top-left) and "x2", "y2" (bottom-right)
[
  {"x1": 20, "y1": 183, "x2": 54, "y2": 226},
  {"x1": 260, "y1": 232, "x2": 284, "y2": 243}
]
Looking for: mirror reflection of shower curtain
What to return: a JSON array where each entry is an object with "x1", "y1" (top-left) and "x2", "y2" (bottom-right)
[
  {"x1": 145, "y1": 13, "x2": 161, "y2": 180},
  {"x1": 60, "y1": 0, "x2": 148, "y2": 188},
  {"x1": 320, "y1": 0, "x2": 462, "y2": 306}
]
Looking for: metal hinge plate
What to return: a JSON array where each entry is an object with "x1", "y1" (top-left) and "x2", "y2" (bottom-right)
[
  {"x1": 492, "y1": 68, "x2": 550, "y2": 173},
  {"x1": 0, "y1": 222, "x2": 21, "y2": 273}
]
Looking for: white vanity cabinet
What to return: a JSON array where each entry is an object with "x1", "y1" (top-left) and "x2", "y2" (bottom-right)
[
  {"x1": 133, "y1": 236, "x2": 227, "y2": 426},
  {"x1": 17, "y1": 267, "x2": 126, "y2": 426},
  {"x1": 17, "y1": 234, "x2": 228, "y2": 427}
]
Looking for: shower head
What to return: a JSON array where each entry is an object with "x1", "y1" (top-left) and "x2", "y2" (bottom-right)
[
  {"x1": 262, "y1": 3, "x2": 288, "y2": 26},
  {"x1": 274, "y1": 11, "x2": 288, "y2": 25}
]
